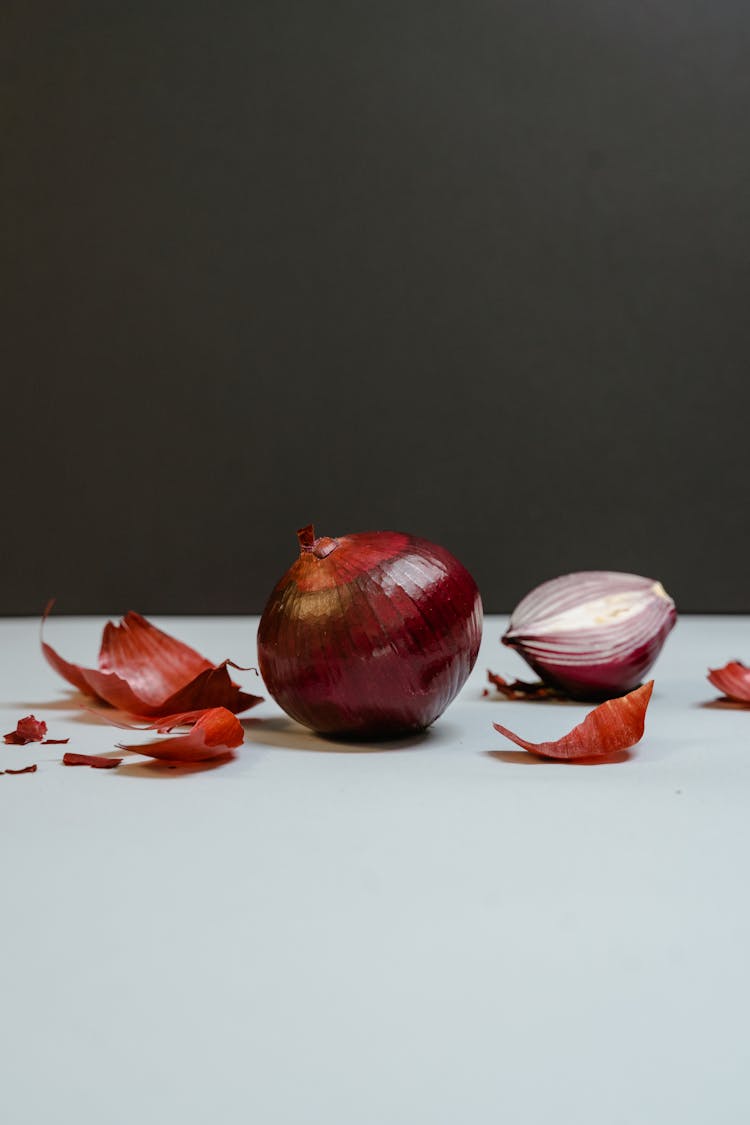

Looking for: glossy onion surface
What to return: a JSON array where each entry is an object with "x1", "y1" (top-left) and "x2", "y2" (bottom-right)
[
  {"x1": 257, "y1": 527, "x2": 483, "y2": 738},
  {"x1": 502, "y1": 571, "x2": 677, "y2": 700}
]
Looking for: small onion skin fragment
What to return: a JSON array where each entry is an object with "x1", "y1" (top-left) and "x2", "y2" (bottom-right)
[
  {"x1": 3, "y1": 717, "x2": 68, "y2": 745},
  {"x1": 502, "y1": 571, "x2": 677, "y2": 700},
  {"x1": 493, "y1": 680, "x2": 653, "y2": 761},
  {"x1": 63, "y1": 752, "x2": 123, "y2": 769},
  {"x1": 257, "y1": 526, "x2": 483, "y2": 739},
  {"x1": 486, "y1": 671, "x2": 568, "y2": 701},
  {"x1": 707, "y1": 662, "x2": 750, "y2": 704},
  {"x1": 116, "y1": 706, "x2": 244, "y2": 763},
  {"x1": 4, "y1": 715, "x2": 48, "y2": 745}
]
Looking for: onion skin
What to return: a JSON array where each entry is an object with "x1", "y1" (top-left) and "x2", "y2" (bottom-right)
[
  {"x1": 493, "y1": 680, "x2": 653, "y2": 761},
  {"x1": 257, "y1": 528, "x2": 483, "y2": 738},
  {"x1": 41, "y1": 604, "x2": 261, "y2": 719},
  {"x1": 707, "y1": 662, "x2": 750, "y2": 704},
  {"x1": 502, "y1": 571, "x2": 677, "y2": 701}
]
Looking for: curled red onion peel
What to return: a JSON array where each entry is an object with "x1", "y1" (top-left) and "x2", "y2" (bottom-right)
[{"x1": 493, "y1": 680, "x2": 654, "y2": 761}]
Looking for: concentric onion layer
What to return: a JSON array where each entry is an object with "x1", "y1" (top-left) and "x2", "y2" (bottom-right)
[
  {"x1": 257, "y1": 530, "x2": 483, "y2": 738},
  {"x1": 503, "y1": 571, "x2": 677, "y2": 699}
]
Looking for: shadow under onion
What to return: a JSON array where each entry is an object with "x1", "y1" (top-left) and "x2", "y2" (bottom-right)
[{"x1": 242, "y1": 715, "x2": 433, "y2": 754}]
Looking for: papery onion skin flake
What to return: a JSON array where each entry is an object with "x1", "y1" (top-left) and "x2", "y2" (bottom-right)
[
  {"x1": 257, "y1": 526, "x2": 483, "y2": 739},
  {"x1": 502, "y1": 571, "x2": 677, "y2": 700},
  {"x1": 116, "y1": 706, "x2": 244, "y2": 763},
  {"x1": 486, "y1": 671, "x2": 568, "y2": 702},
  {"x1": 707, "y1": 662, "x2": 750, "y2": 704},
  {"x1": 4, "y1": 715, "x2": 48, "y2": 745},
  {"x1": 62, "y1": 752, "x2": 123, "y2": 769},
  {"x1": 42, "y1": 604, "x2": 262, "y2": 719},
  {"x1": 493, "y1": 680, "x2": 654, "y2": 761}
]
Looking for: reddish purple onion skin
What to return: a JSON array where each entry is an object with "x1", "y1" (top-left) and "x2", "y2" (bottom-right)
[
  {"x1": 502, "y1": 571, "x2": 677, "y2": 700},
  {"x1": 257, "y1": 527, "x2": 483, "y2": 738}
]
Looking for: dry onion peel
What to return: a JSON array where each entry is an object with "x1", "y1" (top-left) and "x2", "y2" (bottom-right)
[
  {"x1": 493, "y1": 680, "x2": 654, "y2": 761},
  {"x1": 707, "y1": 662, "x2": 750, "y2": 704},
  {"x1": 42, "y1": 603, "x2": 262, "y2": 719},
  {"x1": 4, "y1": 715, "x2": 48, "y2": 744},
  {"x1": 503, "y1": 572, "x2": 676, "y2": 700},
  {"x1": 116, "y1": 706, "x2": 244, "y2": 762},
  {"x1": 3, "y1": 715, "x2": 68, "y2": 745},
  {"x1": 486, "y1": 671, "x2": 568, "y2": 701},
  {"x1": 2, "y1": 764, "x2": 38, "y2": 775},
  {"x1": 86, "y1": 708, "x2": 212, "y2": 733},
  {"x1": 63, "y1": 752, "x2": 123, "y2": 769}
]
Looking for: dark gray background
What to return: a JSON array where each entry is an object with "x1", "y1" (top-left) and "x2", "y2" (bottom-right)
[{"x1": 3, "y1": 1, "x2": 749, "y2": 615}]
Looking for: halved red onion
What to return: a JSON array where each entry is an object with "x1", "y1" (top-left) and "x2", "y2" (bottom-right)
[
  {"x1": 257, "y1": 526, "x2": 483, "y2": 739},
  {"x1": 503, "y1": 572, "x2": 676, "y2": 700}
]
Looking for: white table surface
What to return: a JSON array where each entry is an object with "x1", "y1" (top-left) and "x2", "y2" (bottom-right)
[{"x1": 2, "y1": 614, "x2": 749, "y2": 1125}]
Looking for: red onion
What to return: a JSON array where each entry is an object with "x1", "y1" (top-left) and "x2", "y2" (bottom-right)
[
  {"x1": 502, "y1": 571, "x2": 677, "y2": 700},
  {"x1": 257, "y1": 526, "x2": 483, "y2": 738}
]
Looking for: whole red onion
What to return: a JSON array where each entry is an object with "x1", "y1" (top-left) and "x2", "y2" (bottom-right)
[{"x1": 257, "y1": 526, "x2": 483, "y2": 738}]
